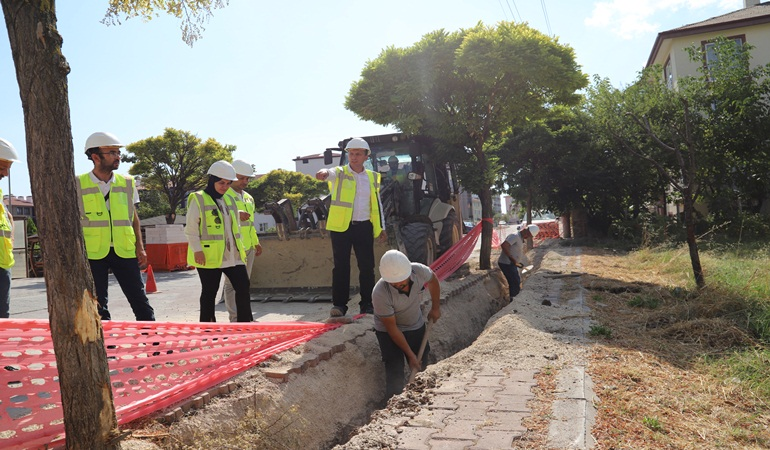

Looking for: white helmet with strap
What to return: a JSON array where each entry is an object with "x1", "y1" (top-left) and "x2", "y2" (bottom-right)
[
  {"x1": 345, "y1": 137, "x2": 371, "y2": 155},
  {"x1": 207, "y1": 160, "x2": 238, "y2": 180},
  {"x1": 0, "y1": 138, "x2": 20, "y2": 162},
  {"x1": 379, "y1": 250, "x2": 412, "y2": 283},
  {"x1": 85, "y1": 132, "x2": 124, "y2": 157},
  {"x1": 231, "y1": 159, "x2": 255, "y2": 177}
]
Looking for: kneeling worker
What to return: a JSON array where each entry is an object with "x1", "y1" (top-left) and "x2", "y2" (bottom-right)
[{"x1": 372, "y1": 250, "x2": 441, "y2": 397}]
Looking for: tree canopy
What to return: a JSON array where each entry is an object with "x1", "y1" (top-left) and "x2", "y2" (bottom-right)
[
  {"x1": 127, "y1": 128, "x2": 234, "y2": 223},
  {"x1": 584, "y1": 38, "x2": 770, "y2": 287},
  {"x1": 102, "y1": 0, "x2": 228, "y2": 45},
  {"x1": 346, "y1": 21, "x2": 587, "y2": 268}
]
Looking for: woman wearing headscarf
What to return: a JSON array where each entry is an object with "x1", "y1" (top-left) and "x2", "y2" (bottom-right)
[{"x1": 184, "y1": 160, "x2": 252, "y2": 322}]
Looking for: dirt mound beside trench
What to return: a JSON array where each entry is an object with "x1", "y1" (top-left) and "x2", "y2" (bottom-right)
[{"x1": 123, "y1": 263, "x2": 510, "y2": 449}]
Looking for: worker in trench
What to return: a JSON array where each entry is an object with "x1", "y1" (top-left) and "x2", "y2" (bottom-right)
[
  {"x1": 498, "y1": 224, "x2": 539, "y2": 301},
  {"x1": 372, "y1": 250, "x2": 441, "y2": 397}
]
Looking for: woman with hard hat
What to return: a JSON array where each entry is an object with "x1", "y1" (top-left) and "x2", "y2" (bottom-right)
[
  {"x1": 184, "y1": 160, "x2": 252, "y2": 322},
  {"x1": 371, "y1": 249, "x2": 441, "y2": 397},
  {"x1": 0, "y1": 138, "x2": 19, "y2": 318}
]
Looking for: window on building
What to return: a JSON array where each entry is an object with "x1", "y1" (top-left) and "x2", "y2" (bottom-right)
[
  {"x1": 258, "y1": 223, "x2": 269, "y2": 232},
  {"x1": 703, "y1": 35, "x2": 745, "y2": 79},
  {"x1": 664, "y1": 57, "x2": 673, "y2": 89}
]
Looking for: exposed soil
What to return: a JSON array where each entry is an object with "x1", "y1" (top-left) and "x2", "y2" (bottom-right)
[{"x1": 122, "y1": 239, "x2": 591, "y2": 449}]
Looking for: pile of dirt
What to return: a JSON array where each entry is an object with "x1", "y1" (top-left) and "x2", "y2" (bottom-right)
[{"x1": 123, "y1": 252, "x2": 518, "y2": 449}]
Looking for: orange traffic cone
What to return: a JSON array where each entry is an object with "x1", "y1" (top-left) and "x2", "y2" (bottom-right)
[{"x1": 144, "y1": 264, "x2": 158, "y2": 294}]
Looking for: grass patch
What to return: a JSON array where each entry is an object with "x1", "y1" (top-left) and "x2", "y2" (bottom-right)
[
  {"x1": 642, "y1": 416, "x2": 663, "y2": 432},
  {"x1": 588, "y1": 324, "x2": 612, "y2": 338},
  {"x1": 627, "y1": 295, "x2": 660, "y2": 309},
  {"x1": 581, "y1": 241, "x2": 770, "y2": 449}
]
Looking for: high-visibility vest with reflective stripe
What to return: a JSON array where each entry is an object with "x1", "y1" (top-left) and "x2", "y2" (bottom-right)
[
  {"x1": 326, "y1": 166, "x2": 383, "y2": 237},
  {"x1": 225, "y1": 188, "x2": 260, "y2": 249},
  {"x1": 186, "y1": 191, "x2": 247, "y2": 268},
  {"x1": 77, "y1": 173, "x2": 137, "y2": 260},
  {"x1": 0, "y1": 189, "x2": 14, "y2": 269}
]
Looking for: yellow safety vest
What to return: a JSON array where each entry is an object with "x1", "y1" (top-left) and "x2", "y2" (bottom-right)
[
  {"x1": 186, "y1": 191, "x2": 247, "y2": 268},
  {"x1": 225, "y1": 188, "x2": 260, "y2": 249},
  {"x1": 326, "y1": 166, "x2": 383, "y2": 237},
  {"x1": 77, "y1": 173, "x2": 137, "y2": 260},
  {"x1": 0, "y1": 189, "x2": 14, "y2": 269}
]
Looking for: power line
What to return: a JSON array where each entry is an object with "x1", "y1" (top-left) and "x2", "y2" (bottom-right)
[
  {"x1": 506, "y1": 0, "x2": 521, "y2": 22},
  {"x1": 540, "y1": 0, "x2": 553, "y2": 35},
  {"x1": 498, "y1": 0, "x2": 509, "y2": 21}
]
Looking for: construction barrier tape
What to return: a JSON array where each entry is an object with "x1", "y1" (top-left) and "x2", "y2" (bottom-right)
[
  {"x1": 0, "y1": 320, "x2": 342, "y2": 449},
  {"x1": 1, "y1": 217, "x2": 559, "y2": 448}
]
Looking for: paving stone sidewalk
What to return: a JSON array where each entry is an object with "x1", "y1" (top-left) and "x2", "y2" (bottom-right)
[{"x1": 340, "y1": 244, "x2": 597, "y2": 450}]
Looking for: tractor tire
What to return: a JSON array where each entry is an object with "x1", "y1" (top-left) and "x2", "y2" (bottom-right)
[
  {"x1": 402, "y1": 222, "x2": 436, "y2": 265},
  {"x1": 438, "y1": 209, "x2": 461, "y2": 254}
]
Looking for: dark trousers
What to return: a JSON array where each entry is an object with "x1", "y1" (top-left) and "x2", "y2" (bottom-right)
[
  {"x1": 498, "y1": 262, "x2": 521, "y2": 299},
  {"x1": 89, "y1": 249, "x2": 155, "y2": 321},
  {"x1": 197, "y1": 265, "x2": 252, "y2": 322},
  {"x1": 330, "y1": 221, "x2": 375, "y2": 314},
  {"x1": 0, "y1": 267, "x2": 10, "y2": 318},
  {"x1": 376, "y1": 324, "x2": 430, "y2": 397}
]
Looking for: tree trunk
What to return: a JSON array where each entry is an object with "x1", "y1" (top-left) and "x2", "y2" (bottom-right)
[
  {"x1": 682, "y1": 188, "x2": 705, "y2": 288},
  {"x1": 1, "y1": 2, "x2": 120, "y2": 448},
  {"x1": 478, "y1": 187, "x2": 493, "y2": 270}
]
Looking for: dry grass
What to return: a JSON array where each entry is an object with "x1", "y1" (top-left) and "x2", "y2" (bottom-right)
[
  {"x1": 580, "y1": 247, "x2": 770, "y2": 449},
  {"x1": 518, "y1": 368, "x2": 556, "y2": 449}
]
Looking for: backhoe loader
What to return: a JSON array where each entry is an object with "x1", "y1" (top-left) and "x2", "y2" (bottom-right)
[{"x1": 249, "y1": 133, "x2": 462, "y2": 302}]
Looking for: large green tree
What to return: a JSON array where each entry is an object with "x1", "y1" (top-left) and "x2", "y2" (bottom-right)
[
  {"x1": 0, "y1": 1, "x2": 225, "y2": 447},
  {"x1": 585, "y1": 38, "x2": 770, "y2": 288},
  {"x1": 346, "y1": 21, "x2": 587, "y2": 268},
  {"x1": 497, "y1": 106, "x2": 663, "y2": 236},
  {"x1": 126, "y1": 128, "x2": 235, "y2": 223}
]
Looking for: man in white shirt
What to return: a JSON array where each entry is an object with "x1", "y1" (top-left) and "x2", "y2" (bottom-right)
[{"x1": 316, "y1": 138, "x2": 386, "y2": 317}]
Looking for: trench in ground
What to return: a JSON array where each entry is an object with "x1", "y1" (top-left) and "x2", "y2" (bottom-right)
[{"x1": 134, "y1": 267, "x2": 508, "y2": 450}]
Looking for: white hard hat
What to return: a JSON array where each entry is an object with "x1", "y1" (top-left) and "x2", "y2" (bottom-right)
[
  {"x1": 0, "y1": 138, "x2": 20, "y2": 162},
  {"x1": 207, "y1": 160, "x2": 238, "y2": 180},
  {"x1": 380, "y1": 250, "x2": 412, "y2": 283},
  {"x1": 345, "y1": 137, "x2": 370, "y2": 155},
  {"x1": 527, "y1": 224, "x2": 540, "y2": 237},
  {"x1": 231, "y1": 159, "x2": 255, "y2": 177},
  {"x1": 85, "y1": 132, "x2": 124, "y2": 152}
]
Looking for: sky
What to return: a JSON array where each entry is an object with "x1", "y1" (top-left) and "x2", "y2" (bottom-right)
[{"x1": 0, "y1": 0, "x2": 744, "y2": 197}]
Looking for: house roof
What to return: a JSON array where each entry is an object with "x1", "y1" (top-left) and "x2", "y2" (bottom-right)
[
  {"x1": 3, "y1": 195, "x2": 33, "y2": 207},
  {"x1": 647, "y1": 2, "x2": 770, "y2": 67}
]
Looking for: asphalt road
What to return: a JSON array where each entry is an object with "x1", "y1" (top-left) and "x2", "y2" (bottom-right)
[
  {"x1": 8, "y1": 268, "x2": 331, "y2": 323},
  {"x1": 8, "y1": 224, "x2": 504, "y2": 324}
]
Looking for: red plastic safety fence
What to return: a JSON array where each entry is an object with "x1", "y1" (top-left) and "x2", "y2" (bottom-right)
[
  {"x1": 493, "y1": 220, "x2": 559, "y2": 248},
  {"x1": 431, "y1": 218, "x2": 500, "y2": 281},
  {"x1": 536, "y1": 220, "x2": 559, "y2": 240},
  {"x1": 0, "y1": 319, "x2": 342, "y2": 449},
  {"x1": 431, "y1": 221, "x2": 482, "y2": 281}
]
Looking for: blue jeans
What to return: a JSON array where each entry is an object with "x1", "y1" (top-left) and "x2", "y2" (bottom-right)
[
  {"x1": 89, "y1": 249, "x2": 155, "y2": 321},
  {"x1": 0, "y1": 267, "x2": 10, "y2": 318},
  {"x1": 498, "y1": 262, "x2": 521, "y2": 299}
]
